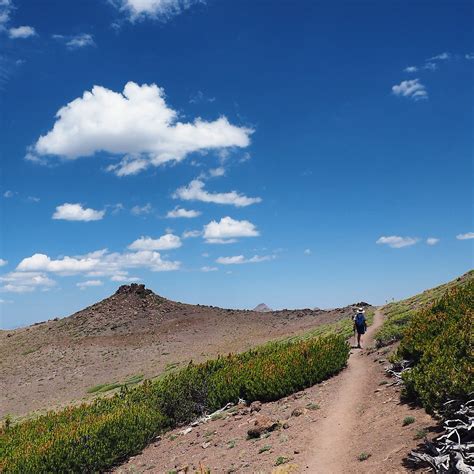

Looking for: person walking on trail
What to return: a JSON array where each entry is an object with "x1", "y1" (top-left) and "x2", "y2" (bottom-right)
[{"x1": 353, "y1": 307, "x2": 367, "y2": 349}]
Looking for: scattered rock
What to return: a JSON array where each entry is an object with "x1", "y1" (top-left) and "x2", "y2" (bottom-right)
[
  {"x1": 282, "y1": 422, "x2": 290, "y2": 429},
  {"x1": 201, "y1": 441, "x2": 211, "y2": 449},
  {"x1": 247, "y1": 415, "x2": 280, "y2": 438},
  {"x1": 250, "y1": 401, "x2": 262, "y2": 413},
  {"x1": 291, "y1": 408, "x2": 305, "y2": 417}
]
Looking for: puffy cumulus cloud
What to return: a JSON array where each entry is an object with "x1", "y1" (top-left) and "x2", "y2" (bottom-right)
[
  {"x1": 28, "y1": 82, "x2": 252, "y2": 175},
  {"x1": 112, "y1": 0, "x2": 202, "y2": 22},
  {"x1": 376, "y1": 236, "x2": 419, "y2": 248},
  {"x1": 216, "y1": 254, "x2": 274, "y2": 265},
  {"x1": 0, "y1": 258, "x2": 7, "y2": 266},
  {"x1": 208, "y1": 167, "x2": 225, "y2": 178},
  {"x1": 128, "y1": 234, "x2": 182, "y2": 251},
  {"x1": 456, "y1": 232, "x2": 474, "y2": 240},
  {"x1": 15, "y1": 248, "x2": 180, "y2": 281},
  {"x1": 426, "y1": 237, "x2": 440, "y2": 245},
  {"x1": 203, "y1": 216, "x2": 259, "y2": 244},
  {"x1": 8, "y1": 25, "x2": 36, "y2": 38},
  {"x1": 392, "y1": 79, "x2": 428, "y2": 101},
  {"x1": 77, "y1": 279, "x2": 103, "y2": 289},
  {"x1": 174, "y1": 179, "x2": 261, "y2": 207},
  {"x1": 0, "y1": 271, "x2": 56, "y2": 293},
  {"x1": 166, "y1": 207, "x2": 201, "y2": 218},
  {"x1": 53, "y1": 203, "x2": 105, "y2": 221},
  {"x1": 17, "y1": 253, "x2": 99, "y2": 275}
]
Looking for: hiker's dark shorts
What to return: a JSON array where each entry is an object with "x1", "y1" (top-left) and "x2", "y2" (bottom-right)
[{"x1": 356, "y1": 326, "x2": 366, "y2": 335}]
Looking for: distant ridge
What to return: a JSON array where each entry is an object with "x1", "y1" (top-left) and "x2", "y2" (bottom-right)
[{"x1": 253, "y1": 303, "x2": 272, "y2": 312}]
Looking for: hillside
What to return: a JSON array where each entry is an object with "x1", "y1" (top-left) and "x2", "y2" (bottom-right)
[
  {"x1": 375, "y1": 269, "x2": 474, "y2": 347},
  {"x1": 0, "y1": 284, "x2": 365, "y2": 418}
]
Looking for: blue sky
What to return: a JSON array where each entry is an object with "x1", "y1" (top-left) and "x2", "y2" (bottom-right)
[{"x1": 1, "y1": 0, "x2": 473, "y2": 329}]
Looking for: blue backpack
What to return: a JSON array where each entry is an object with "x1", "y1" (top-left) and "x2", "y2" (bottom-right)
[{"x1": 355, "y1": 312, "x2": 366, "y2": 328}]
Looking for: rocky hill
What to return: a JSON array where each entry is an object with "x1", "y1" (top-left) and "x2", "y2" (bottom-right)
[
  {"x1": 253, "y1": 303, "x2": 272, "y2": 312},
  {"x1": 0, "y1": 284, "x2": 368, "y2": 417}
]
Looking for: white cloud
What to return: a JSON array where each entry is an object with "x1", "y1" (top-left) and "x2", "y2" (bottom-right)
[
  {"x1": 304, "y1": 248, "x2": 312, "y2": 255},
  {"x1": 77, "y1": 279, "x2": 103, "y2": 289},
  {"x1": 128, "y1": 234, "x2": 182, "y2": 251},
  {"x1": 182, "y1": 229, "x2": 202, "y2": 239},
  {"x1": 376, "y1": 235, "x2": 419, "y2": 248},
  {"x1": 28, "y1": 82, "x2": 252, "y2": 175},
  {"x1": 208, "y1": 167, "x2": 225, "y2": 178},
  {"x1": 0, "y1": 258, "x2": 7, "y2": 266},
  {"x1": 27, "y1": 196, "x2": 40, "y2": 203},
  {"x1": 17, "y1": 253, "x2": 99, "y2": 275},
  {"x1": 216, "y1": 254, "x2": 274, "y2": 265},
  {"x1": 112, "y1": 0, "x2": 202, "y2": 22},
  {"x1": 404, "y1": 66, "x2": 418, "y2": 73},
  {"x1": 201, "y1": 266, "x2": 218, "y2": 272},
  {"x1": 174, "y1": 179, "x2": 261, "y2": 207},
  {"x1": 392, "y1": 79, "x2": 428, "y2": 101},
  {"x1": 0, "y1": 271, "x2": 56, "y2": 293},
  {"x1": 110, "y1": 273, "x2": 140, "y2": 282},
  {"x1": 3, "y1": 190, "x2": 14, "y2": 198},
  {"x1": 167, "y1": 207, "x2": 201, "y2": 218},
  {"x1": 0, "y1": 0, "x2": 12, "y2": 29},
  {"x1": 16, "y1": 247, "x2": 180, "y2": 280},
  {"x1": 131, "y1": 203, "x2": 153, "y2": 215},
  {"x1": 466, "y1": 53, "x2": 474, "y2": 60},
  {"x1": 203, "y1": 216, "x2": 259, "y2": 244},
  {"x1": 426, "y1": 237, "x2": 440, "y2": 245},
  {"x1": 428, "y1": 52, "x2": 450, "y2": 61},
  {"x1": 66, "y1": 33, "x2": 94, "y2": 49},
  {"x1": 53, "y1": 203, "x2": 105, "y2": 221},
  {"x1": 190, "y1": 90, "x2": 215, "y2": 104},
  {"x1": 8, "y1": 25, "x2": 36, "y2": 39},
  {"x1": 423, "y1": 62, "x2": 438, "y2": 71},
  {"x1": 456, "y1": 232, "x2": 474, "y2": 240}
]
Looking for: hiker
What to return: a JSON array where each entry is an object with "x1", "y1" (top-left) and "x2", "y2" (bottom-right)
[{"x1": 353, "y1": 307, "x2": 367, "y2": 349}]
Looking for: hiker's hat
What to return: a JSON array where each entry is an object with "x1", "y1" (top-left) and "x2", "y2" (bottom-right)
[{"x1": 358, "y1": 307, "x2": 365, "y2": 312}]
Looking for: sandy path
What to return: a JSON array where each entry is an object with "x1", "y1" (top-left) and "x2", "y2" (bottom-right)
[{"x1": 303, "y1": 309, "x2": 385, "y2": 473}]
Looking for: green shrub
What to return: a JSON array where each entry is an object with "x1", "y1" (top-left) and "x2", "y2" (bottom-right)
[
  {"x1": 375, "y1": 270, "x2": 473, "y2": 348},
  {"x1": 402, "y1": 416, "x2": 415, "y2": 426},
  {"x1": 0, "y1": 334, "x2": 349, "y2": 472},
  {"x1": 397, "y1": 282, "x2": 474, "y2": 413}
]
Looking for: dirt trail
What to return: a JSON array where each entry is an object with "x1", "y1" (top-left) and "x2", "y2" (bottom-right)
[{"x1": 303, "y1": 309, "x2": 386, "y2": 473}]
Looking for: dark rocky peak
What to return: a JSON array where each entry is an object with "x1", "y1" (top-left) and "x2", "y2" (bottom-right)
[{"x1": 115, "y1": 283, "x2": 154, "y2": 297}]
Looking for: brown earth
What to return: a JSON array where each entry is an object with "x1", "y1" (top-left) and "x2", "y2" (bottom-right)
[
  {"x1": 114, "y1": 310, "x2": 437, "y2": 473},
  {"x1": 0, "y1": 284, "x2": 364, "y2": 418}
]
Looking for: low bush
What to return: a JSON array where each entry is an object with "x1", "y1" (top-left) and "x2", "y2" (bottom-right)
[
  {"x1": 397, "y1": 282, "x2": 474, "y2": 413},
  {"x1": 0, "y1": 334, "x2": 349, "y2": 473},
  {"x1": 376, "y1": 270, "x2": 473, "y2": 347}
]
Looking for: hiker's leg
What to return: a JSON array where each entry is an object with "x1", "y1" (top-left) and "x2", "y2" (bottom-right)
[{"x1": 357, "y1": 333, "x2": 361, "y2": 348}]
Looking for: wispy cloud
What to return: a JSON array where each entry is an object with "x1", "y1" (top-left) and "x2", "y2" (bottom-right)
[
  {"x1": 131, "y1": 203, "x2": 153, "y2": 216},
  {"x1": 216, "y1": 254, "x2": 274, "y2": 265},
  {"x1": 174, "y1": 179, "x2": 261, "y2": 207},
  {"x1": 427, "y1": 52, "x2": 450, "y2": 61},
  {"x1": 200, "y1": 266, "x2": 218, "y2": 272},
  {"x1": 112, "y1": 0, "x2": 203, "y2": 23},
  {"x1": 53, "y1": 33, "x2": 95, "y2": 49},
  {"x1": 392, "y1": 79, "x2": 428, "y2": 101},
  {"x1": 128, "y1": 234, "x2": 182, "y2": 251},
  {"x1": 166, "y1": 207, "x2": 201, "y2": 218},
  {"x1": 376, "y1": 235, "x2": 419, "y2": 248},
  {"x1": 404, "y1": 66, "x2": 418, "y2": 73},
  {"x1": 77, "y1": 279, "x2": 103, "y2": 289},
  {"x1": 52, "y1": 203, "x2": 105, "y2": 222},
  {"x1": 426, "y1": 237, "x2": 440, "y2": 245},
  {"x1": 456, "y1": 232, "x2": 474, "y2": 240}
]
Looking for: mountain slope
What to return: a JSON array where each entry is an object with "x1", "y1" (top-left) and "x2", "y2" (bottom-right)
[{"x1": 0, "y1": 284, "x2": 365, "y2": 418}]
